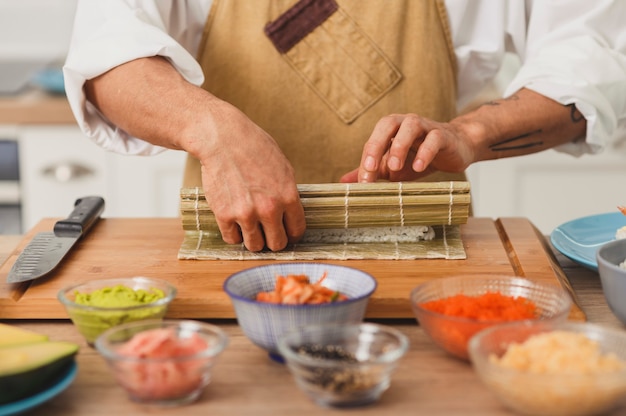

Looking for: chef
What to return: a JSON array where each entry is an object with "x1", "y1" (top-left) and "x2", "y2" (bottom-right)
[{"x1": 64, "y1": 0, "x2": 626, "y2": 252}]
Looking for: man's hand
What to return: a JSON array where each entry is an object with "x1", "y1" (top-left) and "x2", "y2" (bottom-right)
[
  {"x1": 195, "y1": 103, "x2": 306, "y2": 252},
  {"x1": 340, "y1": 114, "x2": 474, "y2": 183},
  {"x1": 341, "y1": 88, "x2": 586, "y2": 183}
]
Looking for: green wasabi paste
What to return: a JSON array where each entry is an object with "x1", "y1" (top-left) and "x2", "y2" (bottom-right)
[
  {"x1": 74, "y1": 284, "x2": 165, "y2": 307},
  {"x1": 68, "y1": 285, "x2": 168, "y2": 345}
]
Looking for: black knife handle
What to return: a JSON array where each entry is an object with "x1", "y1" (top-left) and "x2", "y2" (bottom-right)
[{"x1": 53, "y1": 196, "x2": 105, "y2": 238}]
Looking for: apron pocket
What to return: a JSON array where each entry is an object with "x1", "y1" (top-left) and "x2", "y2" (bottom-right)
[{"x1": 265, "y1": 0, "x2": 402, "y2": 124}]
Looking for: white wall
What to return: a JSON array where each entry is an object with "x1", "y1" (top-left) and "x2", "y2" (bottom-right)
[{"x1": 0, "y1": 0, "x2": 77, "y2": 61}]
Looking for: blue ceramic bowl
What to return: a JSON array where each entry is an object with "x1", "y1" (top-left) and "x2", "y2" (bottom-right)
[
  {"x1": 32, "y1": 68, "x2": 65, "y2": 95},
  {"x1": 223, "y1": 263, "x2": 377, "y2": 359}
]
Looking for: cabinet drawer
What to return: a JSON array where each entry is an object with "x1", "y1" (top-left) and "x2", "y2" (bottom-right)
[
  {"x1": 18, "y1": 126, "x2": 107, "y2": 230},
  {"x1": 17, "y1": 125, "x2": 187, "y2": 232}
]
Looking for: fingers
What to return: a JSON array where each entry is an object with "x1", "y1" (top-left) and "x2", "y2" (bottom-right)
[
  {"x1": 282, "y1": 198, "x2": 307, "y2": 245},
  {"x1": 216, "y1": 214, "x2": 283, "y2": 253},
  {"x1": 213, "y1": 192, "x2": 305, "y2": 253},
  {"x1": 358, "y1": 115, "x2": 403, "y2": 182},
  {"x1": 240, "y1": 222, "x2": 268, "y2": 252},
  {"x1": 218, "y1": 221, "x2": 244, "y2": 245},
  {"x1": 339, "y1": 168, "x2": 359, "y2": 183},
  {"x1": 358, "y1": 114, "x2": 432, "y2": 182},
  {"x1": 253, "y1": 187, "x2": 305, "y2": 251},
  {"x1": 390, "y1": 115, "x2": 430, "y2": 171},
  {"x1": 214, "y1": 213, "x2": 267, "y2": 252},
  {"x1": 412, "y1": 128, "x2": 444, "y2": 172},
  {"x1": 255, "y1": 194, "x2": 306, "y2": 252}
]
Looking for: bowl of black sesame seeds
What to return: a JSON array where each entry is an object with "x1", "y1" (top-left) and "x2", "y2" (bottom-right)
[{"x1": 277, "y1": 322, "x2": 409, "y2": 408}]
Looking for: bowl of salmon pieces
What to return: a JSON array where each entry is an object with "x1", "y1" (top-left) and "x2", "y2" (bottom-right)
[{"x1": 223, "y1": 262, "x2": 377, "y2": 361}]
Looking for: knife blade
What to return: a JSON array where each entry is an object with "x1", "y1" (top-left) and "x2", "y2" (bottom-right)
[{"x1": 7, "y1": 196, "x2": 105, "y2": 283}]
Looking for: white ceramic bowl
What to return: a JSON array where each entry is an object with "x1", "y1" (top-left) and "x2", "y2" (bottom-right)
[
  {"x1": 95, "y1": 319, "x2": 228, "y2": 406},
  {"x1": 223, "y1": 262, "x2": 377, "y2": 359},
  {"x1": 468, "y1": 321, "x2": 626, "y2": 416},
  {"x1": 277, "y1": 322, "x2": 409, "y2": 408},
  {"x1": 597, "y1": 238, "x2": 626, "y2": 324}
]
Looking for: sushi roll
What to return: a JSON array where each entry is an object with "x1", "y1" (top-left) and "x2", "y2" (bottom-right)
[{"x1": 301, "y1": 225, "x2": 435, "y2": 244}]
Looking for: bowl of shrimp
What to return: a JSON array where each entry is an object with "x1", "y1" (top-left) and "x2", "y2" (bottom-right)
[{"x1": 223, "y1": 263, "x2": 377, "y2": 361}]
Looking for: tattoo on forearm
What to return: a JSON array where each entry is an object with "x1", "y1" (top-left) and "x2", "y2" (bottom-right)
[
  {"x1": 482, "y1": 94, "x2": 520, "y2": 107},
  {"x1": 567, "y1": 104, "x2": 584, "y2": 123},
  {"x1": 489, "y1": 129, "x2": 543, "y2": 151}
]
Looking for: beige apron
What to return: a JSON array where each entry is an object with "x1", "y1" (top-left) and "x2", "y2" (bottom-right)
[{"x1": 184, "y1": 0, "x2": 463, "y2": 187}]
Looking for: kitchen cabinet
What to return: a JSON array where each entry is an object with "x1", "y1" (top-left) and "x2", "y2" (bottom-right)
[{"x1": 17, "y1": 125, "x2": 186, "y2": 231}]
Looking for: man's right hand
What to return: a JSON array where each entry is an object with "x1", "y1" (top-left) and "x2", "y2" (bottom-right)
[{"x1": 85, "y1": 56, "x2": 306, "y2": 252}]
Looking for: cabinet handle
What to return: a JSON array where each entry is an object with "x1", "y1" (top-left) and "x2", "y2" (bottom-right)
[{"x1": 42, "y1": 162, "x2": 94, "y2": 182}]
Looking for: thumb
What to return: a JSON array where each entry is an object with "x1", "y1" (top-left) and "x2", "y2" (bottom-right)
[{"x1": 339, "y1": 168, "x2": 359, "y2": 183}]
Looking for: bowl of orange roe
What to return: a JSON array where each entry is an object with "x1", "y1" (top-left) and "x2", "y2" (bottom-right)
[
  {"x1": 223, "y1": 263, "x2": 377, "y2": 361},
  {"x1": 409, "y1": 275, "x2": 572, "y2": 360}
]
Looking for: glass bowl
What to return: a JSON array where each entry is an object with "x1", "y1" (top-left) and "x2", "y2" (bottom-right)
[
  {"x1": 277, "y1": 322, "x2": 409, "y2": 408},
  {"x1": 410, "y1": 275, "x2": 572, "y2": 360},
  {"x1": 57, "y1": 277, "x2": 177, "y2": 345},
  {"x1": 223, "y1": 262, "x2": 377, "y2": 360},
  {"x1": 95, "y1": 319, "x2": 228, "y2": 406},
  {"x1": 468, "y1": 321, "x2": 626, "y2": 416}
]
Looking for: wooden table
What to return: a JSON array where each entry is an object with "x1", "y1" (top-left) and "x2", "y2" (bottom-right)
[{"x1": 0, "y1": 233, "x2": 623, "y2": 415}]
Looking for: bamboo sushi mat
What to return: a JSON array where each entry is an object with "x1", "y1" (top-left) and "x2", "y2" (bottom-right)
[{"x1": 178, "y1": 182, "x2": 470, "y2": 260}]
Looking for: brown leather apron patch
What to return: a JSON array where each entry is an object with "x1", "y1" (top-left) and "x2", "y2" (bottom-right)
[{"x1": 264, "y1": 0, "x2": 339, "y2": 53}]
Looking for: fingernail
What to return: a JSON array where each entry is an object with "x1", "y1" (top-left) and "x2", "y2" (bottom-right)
[
  {"x1": 364, "y1": 156, "x2": 375, "y2": 171},
  {"x1": 389, "y1": 156, "x2": 401, "y2": 171},
  {"x1": 413, "y1": 159, "x2": 425, "y2": 172}
]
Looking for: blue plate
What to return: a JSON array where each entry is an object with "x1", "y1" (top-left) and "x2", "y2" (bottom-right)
[
  {"x1": 0, "y1": 361, "x2": 77, "y2": 416},
  {"x1": 550, "y1": 212, "x2": 626, "y2": 271}
]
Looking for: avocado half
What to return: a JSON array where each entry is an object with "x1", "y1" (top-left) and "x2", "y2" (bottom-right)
[
  {"x1": 0, "y1": 323, "x2": 48, "y2": 348},
  {"x1": 0, "y1": 341, "x2": 79, "y2": 404}
]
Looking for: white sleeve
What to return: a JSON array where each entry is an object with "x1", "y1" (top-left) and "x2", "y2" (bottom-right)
[
  {"x1": 63, "y1": 0, "x2": 212, "y2": 156},
  {"x1": 503, "y1": 0, "x2": 626, "y2": 156},
  {"x1": 447, "y1": 0, "x2": 626, "y2": 156}
]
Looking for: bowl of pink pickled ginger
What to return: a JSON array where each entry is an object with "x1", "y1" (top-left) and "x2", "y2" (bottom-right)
[{"x1": 95, "y1": 319, "x2": 228, "y2": 406}]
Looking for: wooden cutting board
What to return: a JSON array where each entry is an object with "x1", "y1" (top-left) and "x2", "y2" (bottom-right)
[{"x1": 0, "y1": 217, "x2": 585, "y2": 320}]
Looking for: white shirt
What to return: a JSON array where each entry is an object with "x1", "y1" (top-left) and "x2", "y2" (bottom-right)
[{"x1": 64, "y1": 0, "x2": 626, "y2": 158}]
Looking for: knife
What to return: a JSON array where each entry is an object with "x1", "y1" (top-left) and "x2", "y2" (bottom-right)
[{"x1": 7, "y1": 196, "x2": 105, "y2": 283}]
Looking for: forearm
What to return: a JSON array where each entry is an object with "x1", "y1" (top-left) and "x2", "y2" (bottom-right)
[
  {"x1": 84, "y1": 56, "x2": 223, "y2": 161},
  {"x1": 454, "y1": 88, "x2": 587, "y2": 163}
]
